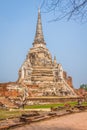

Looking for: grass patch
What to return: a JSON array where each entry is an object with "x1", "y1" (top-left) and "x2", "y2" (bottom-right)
[
  {"x1": 0, "y1": 109, "x2": 25, "y2": 120},
  {"x1": 24, "y1": 103, "x2": 64, "y2": 109},
  {"x1": 67, "y1": 101, "x2": 77, "y2": 106},
  {"x1": 82, "y1": 102, "x2": 87, "y2": 106},
  {"x1": 24, "y1": 101, "x2": 87, "y2": 109},
  {"x1": 24, "y1": 101, "x2": 78, "y2": 109},
  {"x1": 0, "y1": 101, "x2": 87, "y2": 120}
]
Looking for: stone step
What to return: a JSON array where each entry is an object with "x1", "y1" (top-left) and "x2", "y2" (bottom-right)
[
  {"x1": 32, "y1": 66, "x2": 53, "y2": 69},
  {"x1": 31, "y1": 76, "x2": 54, "y2": 81},
  {"x1": 31, "y1": 74, "x2": 54, "y2": 76},
  {"x1": 32, "y1": 70, "x2": 53, "y2": 72}
]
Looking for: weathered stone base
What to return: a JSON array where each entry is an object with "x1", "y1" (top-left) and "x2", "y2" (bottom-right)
[
  {"x1": 27, "y1": 80, "x2": 76, "y2": 97},
  {"x1": 26, "y1": 96, "x2": 82, "y2": 105}
]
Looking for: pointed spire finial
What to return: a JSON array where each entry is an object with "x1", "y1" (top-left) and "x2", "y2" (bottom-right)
[
  {"x1": 38, "y1": 7, "x2": 40, "y2": 13},
  {"x1": 33, "y1": 8, "x2": 46, "y2": 47}
]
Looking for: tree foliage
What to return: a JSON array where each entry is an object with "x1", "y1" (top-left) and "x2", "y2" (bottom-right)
[
  {"x1": 42, "y1": 0, "x2": 87, "y2": 23},
  {"x1": 80, "y1": 84, "x2": 87, "y2": 91}
]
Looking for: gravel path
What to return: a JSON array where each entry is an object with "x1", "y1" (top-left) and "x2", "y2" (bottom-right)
[{"x1": 12, "y1": 111, "x2": 87, "y2": 130}]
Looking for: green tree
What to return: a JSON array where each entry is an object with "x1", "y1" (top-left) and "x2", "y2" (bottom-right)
[{"x1": 80, "y1": 84, "x2": 87, "y2": 91}]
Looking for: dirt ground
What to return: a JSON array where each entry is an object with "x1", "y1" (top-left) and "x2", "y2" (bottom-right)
[{"x1": 13, "y1": 111, "x2": 87, "y2": 130}]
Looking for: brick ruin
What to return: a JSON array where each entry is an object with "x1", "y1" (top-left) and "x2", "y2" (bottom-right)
[{"x1": 0, "y1": 9, "x2": 78, "y2": 103}]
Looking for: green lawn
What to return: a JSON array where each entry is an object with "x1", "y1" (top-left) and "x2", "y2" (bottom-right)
[
  {"x1": 24, "y1": 101, "x2": 87, "y2": 109},
  {"x1": 0, "y1": 109, "x2": 25, "y2": 120},
  {"x1": 24, "y1": 101, "x2": 78, "y2": 109},
  {"x1": 0, "y1": 101, "x2": 87, "y2": 120},
  {"x1": 24, "y1": 103, "x2": 64, "y2": 109}
]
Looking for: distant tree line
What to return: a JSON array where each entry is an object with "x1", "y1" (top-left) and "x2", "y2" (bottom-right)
[{"x1": 80, "y1": 84, "x2": 87, "y2": 91}]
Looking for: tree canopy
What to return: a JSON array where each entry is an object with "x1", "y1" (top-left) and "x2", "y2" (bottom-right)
[{"x1": 80, "y1": 84, "x2": 87, "y2": 91}]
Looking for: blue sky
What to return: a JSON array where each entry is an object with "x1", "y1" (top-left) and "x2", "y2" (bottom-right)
[{"x1": 0, "y1": 0, "x2": 87, "y2": 88}]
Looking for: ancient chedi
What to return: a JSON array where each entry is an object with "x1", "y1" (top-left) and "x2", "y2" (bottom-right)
[{"x1": 18, "y1": 9, "x2": 76, "y2": 97}]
